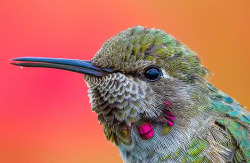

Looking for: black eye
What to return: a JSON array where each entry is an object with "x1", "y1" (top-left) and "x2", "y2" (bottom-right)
[{"x1": 144, "y1": 67, "x2": 162, "y2": 81}]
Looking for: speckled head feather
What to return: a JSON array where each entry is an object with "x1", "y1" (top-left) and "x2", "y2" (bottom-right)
[
  {"x1": 11, "y1": 26, "x2": 250, "y2": 163},
  {"x1": 92, "y1": 26, "x2": 208, "y2": 81}
]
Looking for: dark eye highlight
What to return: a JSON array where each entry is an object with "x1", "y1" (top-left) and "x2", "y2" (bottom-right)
[{"x1": 144, "y1": 67, "x2": 162, "y2": 81}]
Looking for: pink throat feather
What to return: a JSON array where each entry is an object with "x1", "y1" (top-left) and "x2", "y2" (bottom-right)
[{"x1": 137, "y1": 101, "x2": 175, "y2": 140}]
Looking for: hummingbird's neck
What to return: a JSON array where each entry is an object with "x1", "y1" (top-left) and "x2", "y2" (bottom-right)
[{"x1": 117, "y1": 81, "x2": 214, "y2": 162}]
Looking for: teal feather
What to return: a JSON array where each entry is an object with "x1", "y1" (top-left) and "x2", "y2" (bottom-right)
[
  {"x1": 217, "y1": 118, "x2": 250, "y2": 162},
  {"x1": 210, "y1": 89, "x2": 250, "y2": 162}
]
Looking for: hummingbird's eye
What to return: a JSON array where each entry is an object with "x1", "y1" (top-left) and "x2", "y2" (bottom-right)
[{"x1": 144, "y1": 67, "x2": 162, "y2": 81}]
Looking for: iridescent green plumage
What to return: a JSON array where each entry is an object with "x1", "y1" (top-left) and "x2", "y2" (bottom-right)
[{"x1": 209, "y1": 84, "x2": 250, "y2": 162}]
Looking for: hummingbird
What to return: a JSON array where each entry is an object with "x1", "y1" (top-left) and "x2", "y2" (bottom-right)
[{"x1": 11, "y1": 26, "x2": 250, "y2": 163}]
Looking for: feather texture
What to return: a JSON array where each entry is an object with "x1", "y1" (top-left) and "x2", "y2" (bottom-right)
[{"x1": 83, "y1": 26, "x2": 250, "y2": 162}]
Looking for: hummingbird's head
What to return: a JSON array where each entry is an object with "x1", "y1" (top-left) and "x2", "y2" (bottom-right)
[{"x1": 11, "y1": 26, "x2": 209, "y2": 149}]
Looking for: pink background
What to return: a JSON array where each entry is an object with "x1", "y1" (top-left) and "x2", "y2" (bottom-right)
[{"x1": 1, "y1": 0, "x2": 249, "y2": 162}]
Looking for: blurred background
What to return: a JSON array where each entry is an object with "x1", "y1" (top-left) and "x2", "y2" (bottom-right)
[{"x1": 0, "y1": 0, "x2": 249, "y2": 162}]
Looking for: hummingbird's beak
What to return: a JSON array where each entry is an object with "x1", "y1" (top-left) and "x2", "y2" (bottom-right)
[{"x1": 10, "y1": 57, "x2": 115, "y2": 77}]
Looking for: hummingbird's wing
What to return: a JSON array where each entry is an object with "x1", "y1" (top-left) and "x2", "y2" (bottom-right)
[
  {"x1": 206, "y1": 83, "x2": 250, "y2": 162},
  {"x1": 213, "y1": 98, "x2": 250, "y2": 162}
]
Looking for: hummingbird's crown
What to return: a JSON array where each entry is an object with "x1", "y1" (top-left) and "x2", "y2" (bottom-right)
[{"x1": 92, "y1": 26, "x2": 209, "y2": 81}]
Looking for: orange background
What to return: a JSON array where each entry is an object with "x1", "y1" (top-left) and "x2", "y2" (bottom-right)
[{"x1": 0, "y1": 0, "x2": 249, "y2": 162}]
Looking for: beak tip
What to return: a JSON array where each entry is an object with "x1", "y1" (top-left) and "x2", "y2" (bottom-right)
[
  {"x1": 10, "y1": 62, "x2": 18, "y2": 66},
  {"x1": 10, "y1": 58, "x2": 22, "y2": 63},
  {"x1": 11, "y1": 57, "x2": 23, "y2": 61},
  {"x1": 10, "y1": 58, "x2": 20, "y2": 65}
]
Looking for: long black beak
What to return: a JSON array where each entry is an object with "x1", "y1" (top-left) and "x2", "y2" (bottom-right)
[{"x1": 10, "y1": 57, "x2": 114, "y2": 77}]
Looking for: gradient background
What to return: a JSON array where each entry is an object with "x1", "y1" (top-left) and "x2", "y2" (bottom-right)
[{"x1": 0, "y1": 0, "x2": 249, "y2": 162}]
